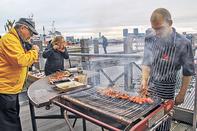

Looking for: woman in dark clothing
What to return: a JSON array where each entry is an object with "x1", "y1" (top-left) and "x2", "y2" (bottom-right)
[{"x1": 43, "y1": 36, "x2": 69, "y2": 76}]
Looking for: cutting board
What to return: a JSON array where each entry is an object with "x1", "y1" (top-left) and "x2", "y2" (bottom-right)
[{"x1": 54, "y1": 81, "x2": 85, "y2": 92}]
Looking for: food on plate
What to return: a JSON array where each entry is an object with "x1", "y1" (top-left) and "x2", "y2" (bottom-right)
[
  {"x1": 30, "y1": 72, "x2": 45, "y2": 79},
  {"x1": 48, "y1": 71, "x2": 71, "y2": 84}
]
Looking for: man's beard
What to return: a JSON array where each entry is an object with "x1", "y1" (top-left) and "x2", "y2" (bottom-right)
[{"x1": 156, "y1": 28, "x2": 172, "y2": 40}]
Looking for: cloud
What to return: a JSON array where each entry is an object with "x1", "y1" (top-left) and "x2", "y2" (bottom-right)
[{"x1": 0, "y1": 0, "x2": 197, "y2": 36}]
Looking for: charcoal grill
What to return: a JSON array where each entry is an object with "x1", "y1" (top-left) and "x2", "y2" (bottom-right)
[{"x1": 52, "y1": 87, "x2": 174, "y2": 131}]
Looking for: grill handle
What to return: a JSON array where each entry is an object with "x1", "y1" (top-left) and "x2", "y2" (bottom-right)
[
  {"x1": 163, "y1": 100, "x2": 174, "y2": 113},
  {"x1": 148, "y1": 113, "x2": 172, "y2": 131},
  {"x1": 128, "y1": 100, "x2": 174, "y2": 131},
  {"x1": 148, "y1": 100, "x2": 174, "y2": 130}
]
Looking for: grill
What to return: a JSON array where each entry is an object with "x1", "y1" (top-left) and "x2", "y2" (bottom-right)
[{"x1": 53, "y1": 86, "x2": 174, "y2": 130}]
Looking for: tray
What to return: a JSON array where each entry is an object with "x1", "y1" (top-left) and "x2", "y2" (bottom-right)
[{"x1": 53, "y1": 81, "x2": 85, "y2": 92}]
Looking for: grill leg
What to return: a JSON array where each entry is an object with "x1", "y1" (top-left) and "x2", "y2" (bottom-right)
[
  {"x1": 82, "y1": 119, "x2": 86, "y2": 131},
  {"x1": 101, "y1": 127, "x2": 105, "y2": 131},
  {"x1": 72, "y1": 118, "x2": 77, "y2": 127},
  {"x1": 60, "y1": 107, "x2": 64, "y2": 116},
  {"x1": 64, "y1": 111, "x2": 74, "y2": 131},
  {"x1": 29, "y1": 101, "x2": 37, "y2": 131}
]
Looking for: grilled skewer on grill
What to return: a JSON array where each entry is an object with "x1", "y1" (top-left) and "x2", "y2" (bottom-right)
[{"x1": 98, "y1": 88, "x2": 154, "y2": 104}]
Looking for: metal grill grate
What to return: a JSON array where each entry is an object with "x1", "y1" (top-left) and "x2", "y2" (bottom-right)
[{"x1": 61, "y1": 87, "x2": 163, "y2": 124}]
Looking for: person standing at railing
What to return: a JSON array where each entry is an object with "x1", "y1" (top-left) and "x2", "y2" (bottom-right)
[
  {"x1": 43, "y1": 36, "x2": 69, "y2": 76},
  {"x1": 102, "y1": 35, "x2": 108, "y2": 54},
  {"x1": 0, "y1": 18, "x2": 39, "y2": 131},
  {"x1": 141, "y1": 8, "x2": 195, "y2": 131}
]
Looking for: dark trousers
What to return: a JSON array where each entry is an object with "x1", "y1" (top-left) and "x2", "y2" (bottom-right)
[
  {"x1": 103, "y1": 46, "x2": 107, "y2": 54},
  {"x1": 0, "y1": 94, "x2": 22, "y2": 131}
]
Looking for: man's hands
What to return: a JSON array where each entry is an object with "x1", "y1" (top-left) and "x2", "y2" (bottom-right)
[
  {"x1": 175, "y1": 76, "x2": 192, "y2": 105},
  {"x1": 32, "y1": 45, "x2": 40, "y2": 52},
  {"x1": 139, "y1": 80, "x2": 148, "y2": 97},
  {"x1": 175, "y1": 92, "x2": 185, "y2": 105},
  {"x1": 139, "y1": 65, "x2": 150, "y2": 97}
]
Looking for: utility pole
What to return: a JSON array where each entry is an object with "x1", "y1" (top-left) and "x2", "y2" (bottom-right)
[{"x1": 52, "y1": 20, "x2": 55, "y2": 37}]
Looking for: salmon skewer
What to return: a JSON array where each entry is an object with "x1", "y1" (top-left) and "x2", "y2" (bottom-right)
[{"x1": 98, "y1": 88, "x2": 154, "y2": 104}]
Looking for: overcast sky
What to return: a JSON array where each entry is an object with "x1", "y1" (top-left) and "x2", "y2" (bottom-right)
[{"x1": 0, "y1": 0, "x2": 197, "y2": 38}]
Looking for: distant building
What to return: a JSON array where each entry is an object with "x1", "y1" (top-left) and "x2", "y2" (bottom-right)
[
  {"x1": 123, "y1": 29, "x2": 128, "y2": 37},
  {"x1": 99, "y1": 32, "x2": 102, "y2": 38},
  {"x1": 133, "y1": 28, "x2": 139, "y2": 35},
  {"x1": 122, "y1": 28, "x2": 145, "y2": 37},
  {"x1": 123, "y1": 28, "x2": 146, "y2": 52},
  {"x1": 66, "y1": 36, "x2": 74, "y2": 43}
]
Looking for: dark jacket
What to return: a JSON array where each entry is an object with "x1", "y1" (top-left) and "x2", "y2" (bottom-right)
[
  {"x1": 43, "y1": 43, "x2": 69, "y2": 76},
  {"x1": 102, "y1": 36, "x2": 108, "y2": 47}
]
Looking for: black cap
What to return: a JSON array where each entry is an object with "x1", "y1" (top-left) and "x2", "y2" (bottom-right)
[{"x1": 15, "y1": 18, "x2": 38, "y2": 35}]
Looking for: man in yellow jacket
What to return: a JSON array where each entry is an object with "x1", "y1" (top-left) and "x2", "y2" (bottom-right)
[{"x1": 0, "y1": 18, "x2": 39, "y2": 131}]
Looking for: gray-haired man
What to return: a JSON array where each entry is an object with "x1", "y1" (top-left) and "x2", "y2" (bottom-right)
[{"x1": 0, "y1": 18, "x2": 39, "y2": 131}]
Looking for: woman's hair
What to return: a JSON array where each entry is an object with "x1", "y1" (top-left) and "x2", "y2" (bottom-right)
[{"x1": 51, "y1": 36, "x2": 64, "y2": 46}]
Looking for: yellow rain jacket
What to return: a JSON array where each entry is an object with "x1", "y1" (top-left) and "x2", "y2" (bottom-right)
[{"x1": 0, "y1": 28, "x2": 38, "y2": 94}]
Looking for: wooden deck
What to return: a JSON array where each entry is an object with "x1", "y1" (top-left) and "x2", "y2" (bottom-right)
[
  {"x1": 20, "y1": 102, "x2": 105, "y2": 131},
  {"x1": 171, "y1": 121, "x2": 192, "y2": 131}
]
